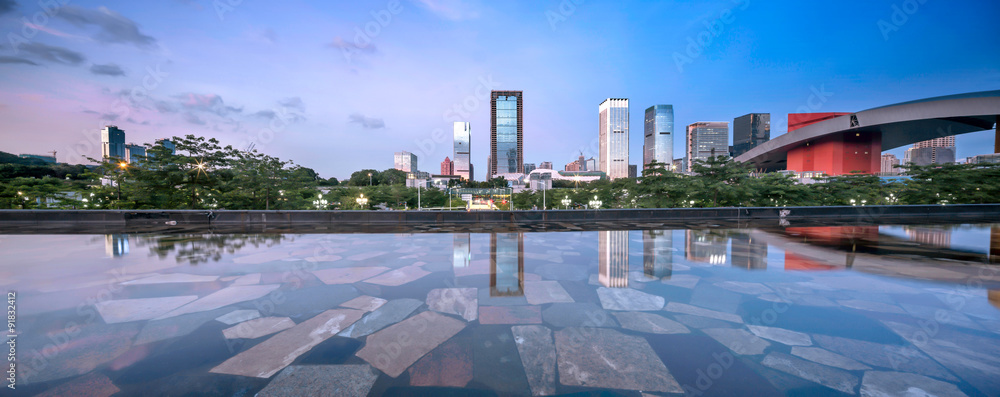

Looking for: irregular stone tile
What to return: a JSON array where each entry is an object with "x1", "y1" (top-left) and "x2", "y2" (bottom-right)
[
  {"x1": 232, "y1": 273, "x2": 261, "y2": 285},
  {"x1": 900, "y1": 303, "x2": 984, "y2": 331},
  {"x1": 859, "y1": 371, "x2": 968, "y2": 397},
  {"x1": 215, "y1": 309, "x2": 261, "y2": 325},
  {"x1": 813, "y1": 334, "x2": 958, "y2": 381},
  {"x1": 838, "y1": 299, "x2": 906, "y2": 314},
  {"x1": 356, "y1": 311, "x2": 466, "y2": 377},
  {"x1": 338, "y1": 299, "x2": 423, "y2": 338},
  {"x1": 426, "y1": 288, "x2": 478, "y2": 321},
  {"x1": 613, "y1": 312, "x2": 690, "y2": 334},
  {"x1": 473, "y1": 326, "x2": 531, "y2": 394},
  {"x1": 271, "y1": 284, "x2": 359, "y2": 319},
  {"x1": 341, "y1": 295, "x2": 387, "y2": 312},
  {"x1": 232, "y1": 251, "x2": 290, "y2": 264},
  {"x1": 512, "y1": 325, "x2": 557, "y2": 396},
  {"x1": 364, "y1": 264, "x2": 430, "y2": 286},
  {"x1": 673, "y1": 314, "x2": 739, "y2": 329},
  {"x1": 747, "y1": 325, "x2": 812, "y2": 346},
  {"x1": 479, "y1": 306, "x2": 542, "y2": 325},
  {"x1": 523, "y1": 281, "x2": 574, "y2": 305},
  {"x1": 121, "y1": 273, "x2": 219, "y2": 285},
  {"x1": 878, "y1": 320, "x2": 999, "y2": 394},
  {"x1": 791, "y1": 346, "x2": 871, "y2": 371},
  {"x1": 257, "y1": 365, "x2": 377, "y2": 397},
  {"x1": 35, "y1": 372, "x2": 120, "y2": 397},
  {"x1": 761, "y1": 352, "x2": 859, "y2": 394},
  {"x1": 95, "y1": 295, "x2": 198, "y2": 324},
  {"x1": 210, "y1": 309, "x2": 364, "y2": 378},
  {"x1": 135, "y1": 308, "x2": 230, "y2": 345},
  {"x1": 664, "y1": 302, "x2": 743, "y2": 324},
  {"x1": 408, "y1": 339, "x2": 473, "y2": 387},
  {"x1": 554, "y1": 327, "x2": 682, "y2": 393},
  {"x1": 715, "y1": 281, "x2": 773, "y2": 295},
  {"x1": 703, "y1": 328, "x2": 771, "y2": 355},
  {"x1": 311, "y1": 267, "x2": 389, "y2": 285},
  {"x1": 597, "y1": 287, "x2": 664, "y2": 311},
  {"x1": 156, "y1": 285, "x2": 281, "y2": 319},
  {"x1": 347, "y1": 251, "x2": 387, "y2": 261},
  {"x1": 20, "y1": 322, "x2": 141, "y2": 384},
  {"x1": 222, "y1": 317, "x2": 295, "y2": 339},
  {"x1": 535, "y1": 264, "x2": 589, "y2": 281},
  {"x1": 541, "y1": 303, "x2": 618, "y2": 328},
  {"x1": 661, "y1": 274, "x2": 700, "y2": 289},
  {"x1": 477, "y1": 287, "x2": 529, "y2": 306},
  {"x1": 305, "y1": 255, "x2": 342, "y2": 263}
]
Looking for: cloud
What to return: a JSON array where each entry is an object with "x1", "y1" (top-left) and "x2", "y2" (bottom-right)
[
  {"x1": 253, "y1": 109, "x2": 305, "y2": 123},
  {"x1": 153, "y1": 99, "x2": 177, "y2": 113},
  {"x1": 0, "y1": 56, "x2": 38, "y2": 66},
  {"x1": 90, "y1": 63, "x2": 126, "y2": 76},
  {"x1": 278, "y1": 97, "x2": 305, "y2": 112},
  {"x1": 19, "y1": 42, "x2": 86, "y2": 65},
  {"x1": 0, "y1": 0, "x2": 15, "y2": 15},
  {"x1": 55, "y1": 6, "x2": 157, "y2": 49},
  {"x1": 413, "y1": 0, "x2": 480, "y2": 21},
  {"x1": 173, "y1": 93, "x2": 242, "y2": 116},
  {"x1": 184, "y1": 112, "x2": 206, "y2": 125},
  {"x1": 349, "y1": 113, "x2": 385, "y2": 129},
  {"x1": 126, "y1": 117, "x2": 150, "y2": 125},
  {"x1": 83, "y1": 109, "x2": 119, "y2": 121}
]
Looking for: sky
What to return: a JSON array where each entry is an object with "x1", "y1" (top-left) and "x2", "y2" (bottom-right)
[{"x1": 0, "y1": 0, "x2": 998, "y2": 180}]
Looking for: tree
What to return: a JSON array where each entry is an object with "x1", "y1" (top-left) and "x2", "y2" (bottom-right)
[
  {"x1": 349, "y1": 169, "x2": 380, "y2": 186},
  {"x1": 379, "y1": 168, "x2": 407, "y2": 186},
  {"x1": 691, "y1": 156, "x2": 752, "y2": 207}
]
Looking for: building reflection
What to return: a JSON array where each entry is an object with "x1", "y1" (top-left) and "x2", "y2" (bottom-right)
[
  {"x1": 642, "y1": 230, "x2": 673, "y2": 280},
  {"x1": 991, "y1": 227, "x2": 1000, "y2": 263},
  {"x1": 904, "y1": 226, "x2": 952, "y2": 248},
  {"x1": 784, "y1": 252, "x2": 837, "y2": 271},
  {"x1": 490, "y1": 233, "x2": 524, "y2": 297},
  {"x1": 785, "y1": 226, "x2": 878, "y2": 248},
  {"x1": 453, "y1": 233, "x2": 471, "y2": 269},
  {"x1": 685, "y1": 230, "x2": 727, "y2": 265},
  {"x1": 731, "y1": 231, "x2": 767, "y2": 270},
  {"x1": 599, "y1": 231, "x2": 629, "y2": 287},
  {"x1": 105, "y1": 234, "x2": 130, "y2": 257}
]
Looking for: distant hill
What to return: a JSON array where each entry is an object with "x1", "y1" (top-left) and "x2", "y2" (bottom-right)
[{"x1": 0, "y1": 151, "x2": 52, "y2": 166}]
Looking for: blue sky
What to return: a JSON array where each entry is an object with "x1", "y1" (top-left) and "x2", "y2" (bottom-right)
[{"x1": 1, "y1": 0, "x2": 998, "y2": 180}]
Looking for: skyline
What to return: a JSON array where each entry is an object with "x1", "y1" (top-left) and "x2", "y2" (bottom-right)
[{"x1": 1, "y1": 0, "x2": 999, "y2": 180}]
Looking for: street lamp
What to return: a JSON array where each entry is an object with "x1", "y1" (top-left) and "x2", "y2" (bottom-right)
[
  {"x1": 312, "y1": 194, "x2": 328, "y2": 209},
  {"x1": 356, "y1": 193, "x2": 368, "y2": 209},
  {"x1": 589, "y1": 195, "x2": 602, "y2": 209},
  {"x1": 117, "y1": 161, "x2": 128, "y2": 205},
  {"x1": 368, "y1": 172, "x2": 372, "y2": 186},
  {"x1": 561, "y1": 196, "x2": 571, "y2": 209}
]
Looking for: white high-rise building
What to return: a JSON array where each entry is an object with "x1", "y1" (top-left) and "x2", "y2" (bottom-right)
[
  {"x1": 394, "y1": 151, "x2": 417, "y2": 173},
  {"x1": 453, "y1": 122, "x2": 472, "y2": 180},
  {"x1": 599, "y1": 98, "x2": 629, "y2": 179},
  {"x1": 644, "y1": 105, "x2": 674, "y2": 170}
]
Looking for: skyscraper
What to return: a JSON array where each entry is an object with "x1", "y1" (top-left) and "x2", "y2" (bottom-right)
[
  {"x1": 523, "y1": 163, "x2": 537, "y2": 174},
  {"x1": 441, "y1": 156, "x2": 454, "y2": 175},
  {"x1": 125, "y1": 143, "x2": 146, "y2": 164},
  {"x1": 101, "y1": 126, "x2": 126, "y2": 159},
  {"x1": 453, "y1": 122, "x2": 472, "y2": 180},
  {"x1": 732, "y1": 113, "x2": 770, "y2": 158},
  {"x1": 394, "y1": 151, "x2": 417, "y2": 173},
  {"x1": 491, "y1": 233, "x2": 524, "y2": 297},
  {"x1": 881, "y1": 154, "x2": 900, "y2": 175},
  {"x1": 906, "y1": 136, "x2": 956, "y2": 166},
  {"x1": 643, "y1": 105, "x2": 674, "y2": 169},
  {"x1": 686, "y1": 122, "x2": 729, "y2": 173},
  {"x1": 599, "y1": 230, "x2": 629, "y2": 288},
  {"x1": 539, "y1": 162, "x2": 553, "y2": 170},
  {"x1": 643, "y1": 230, "x2": 673, "y2": 280},
  {"x1": 599, "y1": 98, "x2": 629, "y2": 179},
  {"x1": 490, "y1": 91, "x2": 523, "y2": 176}
]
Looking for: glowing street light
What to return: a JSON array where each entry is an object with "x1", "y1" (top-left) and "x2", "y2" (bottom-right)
[
  {"x1": 589, "y1": 195, "x2": 602, "y2": 209},
  {"x1": 356, "y1": 193, "x2": 368, "y2": 209},
  {"x1": 368, "y1": 172, "x2": 372, "y2": 186},
  {"x1": 561, "y1": 196, "x2": 571, "y2": 209},
  {"x1": 312, "y1": 193, "x2": 328, "y2": 209}
]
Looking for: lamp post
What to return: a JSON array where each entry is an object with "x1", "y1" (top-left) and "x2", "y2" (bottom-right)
[
  {"x1": 589, "y1": 195, "x2": 602, "y2": 209},
  {"x1": 312, "y1": 194, "x2": 328, "y2": 209},
  {"x1": 356, "y1": 193, "x2": 368, "y2": 209},
  {"x1": 368, "y1": 172, "x2": 372, "y2": 186},
  {"x1": 561, "y1": 196, "x2": 571, "y2": 210},
  {"x1": 117, "y1": 161, "x2": 128, "y2": 206}
]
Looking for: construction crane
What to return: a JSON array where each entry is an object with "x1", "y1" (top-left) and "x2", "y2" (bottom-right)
[{"x1": 49, "y1": 150, "x2": 56, "y2": 163}]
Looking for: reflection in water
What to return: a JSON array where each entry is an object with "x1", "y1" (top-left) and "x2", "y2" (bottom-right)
[
  {"x1": 599, "y1": 230, "x2": 629, "y2": 287},
  {"x1": 143, "y1": 234, "x2": 286, "y2": 265},
  {"x1": 905, "y1": 226, "x2": 952, "y2": 248},
  {"x1": 786, "y1": 226, "x2": 879, "y2": 247},
  {"x1": 490, "y1": 233, "x2": 524, "y2": 296},
  {"x1": 453, "y1": 233, "x2": 471, "y2": 269},
  {"x1": 105, "y1": 234, "x2": 130, "y2": 257},
  {"x1": 784, "y1": 252, "x2": 838, "y2": 271},
  {"x1": 686, "y1": 230, "x2": 727, "y2": 265},
  {"x1": 642, "y1": 230, "x2": 673, "y2": 280},
  {"x1": 990, "y1": 290, "x2": 1000, "y2": 310},
  {"x1": 731, "y1": 231, "x2": 766, "y2": 270},
  {"x1": 992, "y1": 227, "x2": 1000, "y2": 263}
]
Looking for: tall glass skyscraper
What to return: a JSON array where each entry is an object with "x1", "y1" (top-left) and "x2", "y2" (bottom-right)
[
  {"x1": 101, "y1": 125, "x2": 126, "y2": 159},
  {"x1": 490, "y1": 91, "x2": 523, "y2": 176},
  {"x1": 685, "y1": 122, "x2": 729, "y2": 173},
  {"x1": 644, "y1": 105, "x2": 674, "y2": 170},
  {"x1": 732, "y1": 113, "x2": 770, "y2": 158},
  {"x1": 490, "y1": 233, "x2": 524, "y2": 297},
  {"x1": 599, "y1": 98, "x2": 629, "y2": 179},
  {"x1": 599, "y1": 230, "x2": 629, "y2": 288},
  {"x1": 453, "y1": 122, "x2": 472, "y2": 180},
  {"x1": 394, "y1": 151, "x2": 417, "y2": 173}
]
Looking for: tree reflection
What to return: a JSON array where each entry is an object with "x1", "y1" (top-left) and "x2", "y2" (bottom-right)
[{"x1": 137, "y1": 234, "x2": 288, "y2": 265}]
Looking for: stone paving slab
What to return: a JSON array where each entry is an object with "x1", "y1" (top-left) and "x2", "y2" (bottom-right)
[
  {"x1": 426, "y1": 288, "x2": 478, "y2": 321},
  {"x1": 341, "y1": 295, "x2": 388, "y2": 312},
  {"x1": 761, "y1": 352, "x2": 859, "y2": 394},
  {"x1": 542, "y1": 303, "x2": 618, "y2": 328},
  {"x1": 479, "y1": 306, "x2": 542, "y2": 325},
  {"x1": 222, "y1": 317, "x2": 295, "y2": 340},
  {"x1": 95, "y1": 296, "x2": 198, "y2": 324},
  {"x1": 859, "y1": 371, "x2": 968, "y2": 397},
  {"x1": 215, "y1": 309, "x2": 261, "y2": 325},
  {"x1": 612, "y1": 312, "x2": 690, "y2": 334},
  {"x1": 790, "y1": 346, "x2": 871, "y2": 371},
  {"x1": 554, "y1": 327, "x2": 682, "y2": 393},
  {"x1": 338, "y1": 298, "x2": 423, "y2": 338},
  {"x1": 523, "y1": 281, "x2": 574, "y2": 305},
  {"x1": 703, "y1": 328, "x2": 771, "y2": 355},
  {"x1": 597, "y1": 287, "x2": 665, "y2": 311},
  {"x1": 311, "y1": 267, "x2": 389, "y2": 285},
  {"x1": 407, "y1": 339, "x2": 473, "y2": 387},
  {"x1": 356, "y1": 311, "x2": 466, "y2": 377},
  {"x1": 257, "y1": 365, "x2": 378, "y2": 397},
  {"x1": 512, "y1": 325, "x2": 557, "y2": 396},
  {"x1": 664, "y1": 302, "x2": 744, "y2": 324},
  {"x1": 747, "y1": 325, "x2": 812, "y2": 346},
  {"x1": 156, "y1": 285, "x2": 281, "y2": 319},
  {"x1": 210, "y1": 309, "x2": 364, "y2": 378},
  {"x1": 122, "y1": 273, "x2": 219, "y2": 285},
  {"x1": 364, "y1": 264, "x2": 431, "y2": 286}
]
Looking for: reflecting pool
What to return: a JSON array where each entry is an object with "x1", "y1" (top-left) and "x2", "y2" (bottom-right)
[{"x1": 3, "y1": 224, "x2": 1000, "y2": 396}]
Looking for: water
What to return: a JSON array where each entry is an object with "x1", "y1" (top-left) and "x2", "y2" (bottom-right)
[{"x1": 2, "y1": 224, "x2": 999, "y2": 396}]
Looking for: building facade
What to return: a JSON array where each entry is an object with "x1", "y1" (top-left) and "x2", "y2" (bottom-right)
[
  {"x1": 685, "y1": 122, "x2": 729, "y2": 173},
  {"x1": 642, "y1": 230, "x2": 673, "y2": 280},
  {"x1": 394, "y1": 151, "x2": 417, "y2": 173},
  {"x1": 881, "y1": 154, "x2": 900, "y2": 175},
  {"x1": 732, "y1": 113, "x2": 770, "y2": 158},
  {"x1": 628, "y1": 164, "x2": 637, "y2": 178},
  {"x1": 101, "y1": 126, "x2": 126, "y2": 159},
  {"x1": 539, "y1": 161, "x2": 553, "y2": 170},
  {"x1": 125, "y1": 144, "x2": 146, "y2": 164},
  {"x1": 523, "y1": 163, "x2": 536, "y2": 174},
  {"x1": 599, "y1": 98, "x2": 630, "y2": 179},
  {"x1": 441, "y1": 156, "x2": 454, "y2": 175},
  {"x1": 599, "y1": 230, "x2": 629, "y2": 288},
  {"x1": 643, "y1": 105, "x2": 674, "y2": 169},
  {"x1": 969, "y1": 153, "x2": 1000, "y2": 164},
  {"x1": 453, "y1": 122, "x2": 472, "y2": 180},
  {"x1": 490, "y1": 91, "x2": 523, "y2": 176}
]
